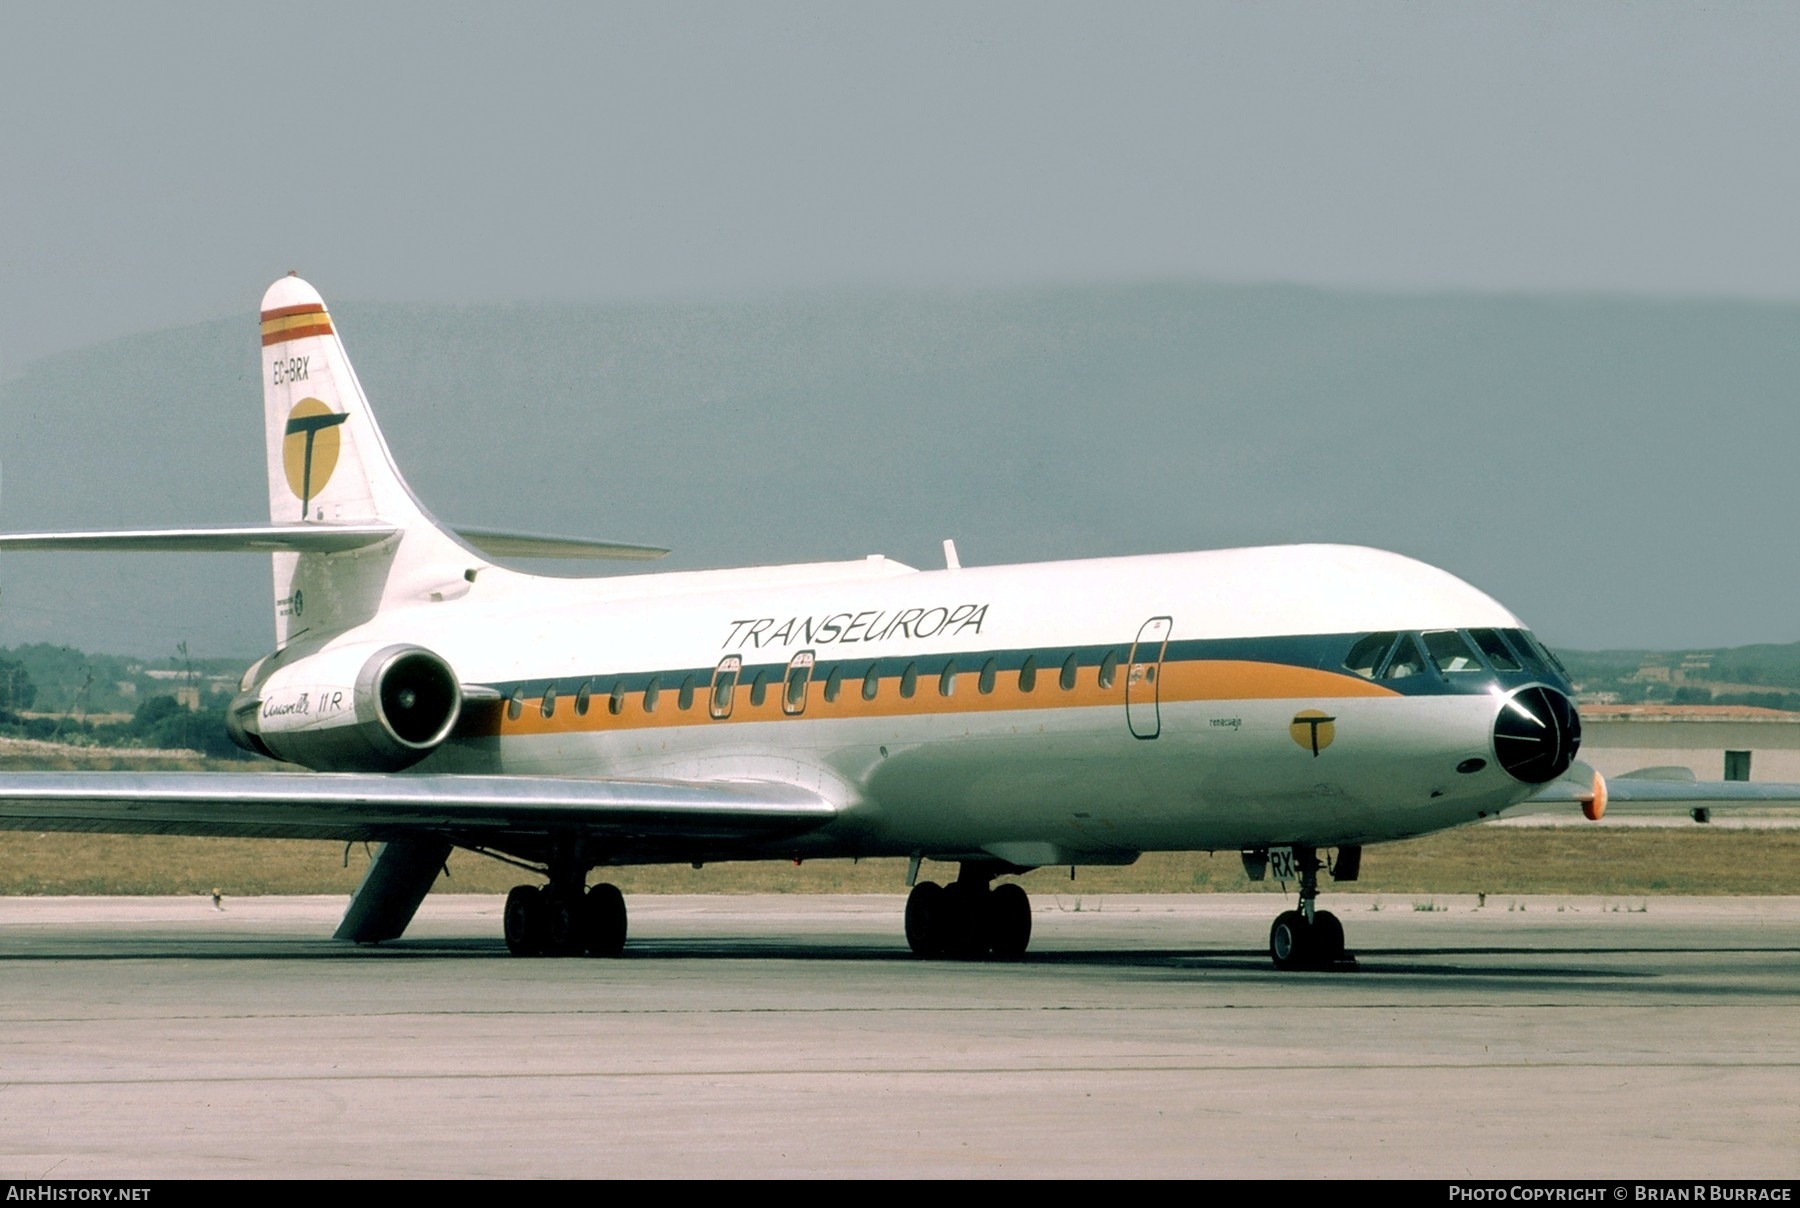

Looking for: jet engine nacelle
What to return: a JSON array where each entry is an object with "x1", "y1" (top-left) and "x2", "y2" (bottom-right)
[{"x1": 228, "y1": 642, "x2": 462, "y2": 771}]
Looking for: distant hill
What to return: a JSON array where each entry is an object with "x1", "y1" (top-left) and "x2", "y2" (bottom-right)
[{"x1": 5, "y1": 282, "x2": 1800, "y2": 655}]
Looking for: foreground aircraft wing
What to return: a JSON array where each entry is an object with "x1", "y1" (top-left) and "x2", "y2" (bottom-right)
[
  {"x1": 0, "y1": 772, "x2": 834, "y2": 843},
  {"x1": 0, "y1": 525, "x2": 667, "y2": 560}
]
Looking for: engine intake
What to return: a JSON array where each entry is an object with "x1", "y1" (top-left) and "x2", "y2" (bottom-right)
[
  {"x1": 229, "y1": 642, "x2": 462, "y2": 771},
  {"x1": 1492, "y1": 685, "x2": 1581, "y2": 784}
]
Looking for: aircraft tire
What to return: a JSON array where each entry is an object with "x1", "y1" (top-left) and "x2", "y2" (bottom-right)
[
  {"x1": 940, "y1": 881, "x2": 989, "y2": 959},
  {"x1": 581, "y1": 883, "x2": 628, "y2": 957},
  {"x1": 544, "y1": 893, "x2": 583, "y2": 956},
  {"x1": 904, "y1": 881, "x2": 946, "y2": 957},
  {"x1": 987, "y1": 883, "x2": 1032, "y2": 959},
  {"x1": 1269, "y1": 910, "x2": 1313, "y2": 971},
  {"x1": 504, "y1": 885, "x2": 547, "y2": 956},
  {"x1": 1311, "y1": 910, "x2": 1345, "y2": 964}
]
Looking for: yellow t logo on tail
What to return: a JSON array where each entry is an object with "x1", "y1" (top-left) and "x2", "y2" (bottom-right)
[{"x1": 283, "y1": 398, "x2": 349, "y2": 519}]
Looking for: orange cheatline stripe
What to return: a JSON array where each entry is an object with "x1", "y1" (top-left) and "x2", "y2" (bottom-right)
[
  {"x1": 260, "y1": 302, "x2": 328, "y2": 321},
  {"x1": 477, "y1": 659, "x2": 1399, "y2": 739}
]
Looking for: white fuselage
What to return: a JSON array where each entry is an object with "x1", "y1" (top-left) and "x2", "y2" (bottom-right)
[{"x1": 262, "y1": 540, "x2": 1560, "y2": 867}]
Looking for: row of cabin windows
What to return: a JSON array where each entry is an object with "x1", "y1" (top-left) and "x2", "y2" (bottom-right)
[{"x1": 504, "y1": 649, "x2": 1126, "y2": 721}]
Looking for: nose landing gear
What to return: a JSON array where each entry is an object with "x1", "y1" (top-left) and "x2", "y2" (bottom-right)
[{"x1": 1265, "y1": 845, "x2": 1352, "y2": 972}]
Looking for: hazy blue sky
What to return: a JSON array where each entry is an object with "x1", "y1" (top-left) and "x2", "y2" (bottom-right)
[
  {"x1": 6, "y1": 3, "x2": 1800, "y2": 367},
  {"x1": 7, "y1": 4, "x2": 1800, "y2": 656}
]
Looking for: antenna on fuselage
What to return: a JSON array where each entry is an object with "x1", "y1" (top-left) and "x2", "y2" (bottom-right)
[{"x1": 942, "y1": 539, "x2": 961, "y2": 570}]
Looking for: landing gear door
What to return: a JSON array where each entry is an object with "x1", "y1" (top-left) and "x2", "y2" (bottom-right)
[{"x1": 1126, "y1": 615, "x2": 1172, "y2": 739}]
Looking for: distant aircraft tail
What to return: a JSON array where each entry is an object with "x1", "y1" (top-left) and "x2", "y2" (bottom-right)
[{"x1": 259, "y1": 275, "x2": 476, "y2": 645}]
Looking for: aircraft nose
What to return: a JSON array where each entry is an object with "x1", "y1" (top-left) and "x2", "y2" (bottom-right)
[{"x1": 1492, "y1": 685, "x2": 1581, "y2": 784}]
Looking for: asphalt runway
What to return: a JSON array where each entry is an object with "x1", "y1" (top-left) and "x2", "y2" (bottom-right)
[{"x1": 1, "y1": 893, "x2": 1796, "y2": 1179}]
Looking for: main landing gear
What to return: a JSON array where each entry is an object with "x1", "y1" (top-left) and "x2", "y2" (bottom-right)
[
  {"x1": 1264, "y1": 844, "x2": 1352, "y2": 972},
  {"x1": 503, "y1": 882, "x2": 627, "y2": 956},
  {"x1": 904, "y1": 863, "x2": 1032, "y2": 960},
  {"x1": 503, "y1": 859, "x2": 628, "y2": 957}
]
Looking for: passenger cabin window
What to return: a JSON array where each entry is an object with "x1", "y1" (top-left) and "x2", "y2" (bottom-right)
[
  {"x1": 506, "y1": 691, "x2": 523, "y2": 721},
  {"x1": 939, "y1": 660, "x2": 957, "y2": 697},
  {"x1": 749, "y1": 669, "x2": 770, "y2": 707},
  {"x1": 782, "y1": 653, "x2": 813, "y2": 716},
  {"x1": 643, "y1": 677, "x2": 662, "y2": 713},
  {"x1": 1344, "y1": 633, "x2": 1398, "y2": 679},
  {"x1": 1018, "y1": 656, "x2": 1038, "y2": 692},
  {"x1": 540, "y1": 685, "x2": 557, "y2": 718},
  {"x1": 862, "y1": 665, "x2": 881, "y2": 701},
  {"x1": 824, "y1": 665, "x2": 844, "y2": 703},
  {"x1": 608, "y1": 680, "x2": 626, "y2": 715},
  {"x1": 1098, "y1": 651, "x2": 1119, "y2": 690},
  {"x1": 1468, "y1": 629, "x2": 1522, "y2": 672},
  {"x1": 900, "y1": 662, "x2": 918, "y2": 699},
  {"x1": 1059, "y1": 653, "x2": 1079, "y2": 691},
  {"x1": 678, "y1": 675, "x2": 695, "y2": 711},
  {"x1": 1381, "y1": 635, "x2": 1426, "y2": 680},
  {"x1": 576, "y1": 680, "x2": 592, "y2": 716},
  {"x1": 1422, "y1": 630, "x2": 1483, "y2": 673},
  {"x1": 709, "y1": 657, "x2": 740, "y2": 720},
  {"x1": 979, "y1": 658, "x2": 997, "y2": 695}
]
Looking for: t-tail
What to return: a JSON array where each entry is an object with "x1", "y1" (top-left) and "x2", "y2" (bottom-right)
[
  {"x1": 260, "y1": 274, "x2": 483, "y2": 646},
  {"x1": 0, "y1": 274, "x2": 667, "y2": 651}
]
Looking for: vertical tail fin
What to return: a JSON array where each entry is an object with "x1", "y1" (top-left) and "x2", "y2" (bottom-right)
[{"x1": 260, "y1": 275, "x2": 481, "y2": 645}]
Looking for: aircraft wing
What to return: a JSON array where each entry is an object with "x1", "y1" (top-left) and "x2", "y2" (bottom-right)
[
  {"x1": 0, "y1": 771, "x2": 836, "y2": 844},
  {"x1": 1520, "y1": 764, "x2": 1800, "y2": 817}
]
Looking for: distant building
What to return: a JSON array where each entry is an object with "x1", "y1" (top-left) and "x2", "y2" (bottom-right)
[{"x1": 1578, "y1": 704, "x2": 1800, "y2": 782}]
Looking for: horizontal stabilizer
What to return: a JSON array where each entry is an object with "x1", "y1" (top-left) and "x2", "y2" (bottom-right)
[
  {"x1": 0, "y1": 771, "x2": 835, "y2": 843},
  {"x1": 0, "y1": 525, "x2": 397, "y2": 554},
  {"x1": 0, "y1": 525, "x2": 666, "y2": 560},
  {"x1": 455, "y1": 528, "x2": 668, "y2": 561}
]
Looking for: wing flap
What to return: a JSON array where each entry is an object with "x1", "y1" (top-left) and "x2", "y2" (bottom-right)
[{"x1": 0, "y1": 772, "x2": 836, "y2": 843}]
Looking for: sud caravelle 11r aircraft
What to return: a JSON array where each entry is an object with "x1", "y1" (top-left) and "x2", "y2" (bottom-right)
[{"x1": 1, "y1": 274, "x2": 1657, "y2": 970}]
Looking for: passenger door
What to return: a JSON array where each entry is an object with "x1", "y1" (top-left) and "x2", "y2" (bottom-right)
[{"x1": 1126, "y1": 616, "x2": 1172, "y2": 739}]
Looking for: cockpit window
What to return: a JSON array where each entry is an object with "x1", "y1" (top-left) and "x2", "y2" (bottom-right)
[
  {"x1": 1516, "y1": 630, "x2": 1571, "y2": 679},
  {"x1": 1498, "y1": 628, "x2": 1552, "y2": 678},
  {"x1": 1381, "y1": 635, "x2": 1426, "y2": 680},
  {"x1": 1344, "y1": 632, "x2": 1398, "y2": 679},
  {"x1": 1421, "y1": 629, "x2": 1483, "y2": 673},
  {"x1": 1468, "y1": 628, "x2": 1522, "y2": 672}
]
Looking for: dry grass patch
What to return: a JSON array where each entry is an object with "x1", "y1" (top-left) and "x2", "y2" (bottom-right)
[{"x1": 1, "y1": 826, "x2": 1795, "y2": 898}]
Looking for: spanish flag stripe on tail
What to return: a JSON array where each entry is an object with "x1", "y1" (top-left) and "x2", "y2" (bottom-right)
[{"x1": 260, "y1": 306, "x2": 334, "y2": 347}]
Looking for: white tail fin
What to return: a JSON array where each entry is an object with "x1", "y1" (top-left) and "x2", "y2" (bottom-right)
[{"x1": 260, "y1": 275, "x2": 479, "y2": 645}]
